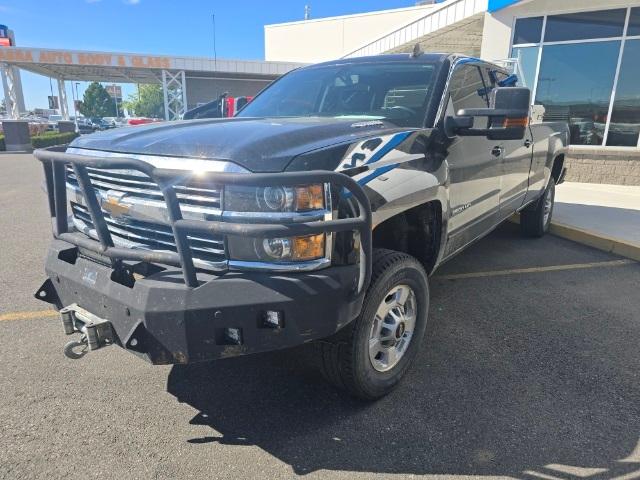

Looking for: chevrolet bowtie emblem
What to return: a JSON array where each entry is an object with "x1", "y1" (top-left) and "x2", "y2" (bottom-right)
[{"x1": 101, "y1": 193, "x2": 130, "y2": 219}]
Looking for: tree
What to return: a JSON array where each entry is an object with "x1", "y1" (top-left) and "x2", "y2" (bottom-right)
[
  {"x1": 123, "y1": 84, "x2": 164, "y2": 119},
  {"x1": 78, "y1": 82, "x2": 116, "y2": 118}
]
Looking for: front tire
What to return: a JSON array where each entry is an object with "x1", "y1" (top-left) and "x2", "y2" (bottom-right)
[
  {"x1": 318, "y1": 249, "x2": 429, "y2": 400},
  {"x1": 521, "y1": 177, "x2": 555, "y2": 238}
]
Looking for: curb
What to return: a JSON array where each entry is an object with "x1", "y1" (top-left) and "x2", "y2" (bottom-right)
[
  {"x1": 0, "y1": 150, "x2": 33, "y2": 155},
  {"x1": 549, "y1": 221, "x2": 640, "y2": 262}
]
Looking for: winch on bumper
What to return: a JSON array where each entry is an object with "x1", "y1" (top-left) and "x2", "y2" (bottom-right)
[
  {"x1": 33, "y1": 146, "x2": 372, "y2": 364},
  {"x1": 39, "y1": 240, "x2": 364, "y2": 364}
]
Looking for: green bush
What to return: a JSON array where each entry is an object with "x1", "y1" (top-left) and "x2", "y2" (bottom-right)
[
  {"x1": 0, "y1": 135, "x2": 5, "y2": 151},
  {"x1": 31, "y1": 132, "x2": 79, "y2": 149}
]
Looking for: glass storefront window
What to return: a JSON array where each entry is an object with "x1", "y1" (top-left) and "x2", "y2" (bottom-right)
[
  {"x1": 607, "y1": 40, "x2": 640, "y2": 147},
  {"x1": 627, "y1": 7, "x2": 640, "y2": 36},
  {"x1": 544, "y1": 9, "x2": 626, "y2": 42},
  {"x1": 513, "y1": 17, "x2": 543, "y2": 45},
  {"x1": 535, "y1": 41, "x2": 620, "y2": 146},
  {"x1": 511, "y1": 46, "x2": 538, "y2": 90}
]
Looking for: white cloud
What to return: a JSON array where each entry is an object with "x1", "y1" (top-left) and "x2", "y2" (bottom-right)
[{"x1": 123, "y1": 0, "x2": 140, "y2": 4}]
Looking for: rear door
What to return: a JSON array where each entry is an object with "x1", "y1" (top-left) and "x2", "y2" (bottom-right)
[
  {"x1": 443, "y1": 64, "x2": 501, "y2": 256},
  {"x1": 481, "y1": 67, "x2": 534, "y2": 218}
]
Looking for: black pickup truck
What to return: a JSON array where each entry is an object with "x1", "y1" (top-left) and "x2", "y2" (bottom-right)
[{"x1": 34, "y1": 53, "x2": 568, "y2": 400}]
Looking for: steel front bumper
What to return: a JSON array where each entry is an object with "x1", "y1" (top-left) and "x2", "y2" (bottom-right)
[{"x1": 43, "y1": 240, "x2": 364, "y2": 364}]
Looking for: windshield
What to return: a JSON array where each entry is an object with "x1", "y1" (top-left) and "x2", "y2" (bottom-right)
[{"x1": 237, "y1": 62, "x2": 437, "y2": 128}]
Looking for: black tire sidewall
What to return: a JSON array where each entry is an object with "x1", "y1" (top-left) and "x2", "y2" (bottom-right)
[
  {"x1": 350, "y1": 257, "x2": 429, "y2": 397},
  {"x1": 542, "y1": 178, "x2": 555, "y2": 233}
]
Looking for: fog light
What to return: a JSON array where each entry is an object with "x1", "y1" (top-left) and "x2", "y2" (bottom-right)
[
  {"x1": 262, "y1": 238, "x2": 292, "y2": 260},
  {"x1": 263, "y1": 310, "x2": 284, "y2": 329},
  {"x1": 224, "y1": 327, "x2": 243, "y2": 345}
]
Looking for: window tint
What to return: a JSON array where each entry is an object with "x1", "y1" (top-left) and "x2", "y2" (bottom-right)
[
  {"x1": 544, "y1": 9, "x2": 626, "y2": 42},
  {"x1": 384, "y1": 85, "x2": 430, "y2": 110},
  {"x1": 449, "y1": 65, "x2": 488, "y2": 114},
  {"x1": 535, "y1": 41, "x2": 620, "y2": 145},
  {"x1": 511, "y1": 46, "x2": 539, "y2": 89},
  {"x1": 627, "y1": 7, "x2": 640, "y2": 36},
  {"x1": 607, "y1": 40, "x2": 640, "y2": 146},
  {"x1": 238, "y1": 62, "x2": 436, "y2": 128},
  {"x1": 448, "y1": 65, "x2": 488, "y2": 129},
  {"x1": 513, "y1": 17, "x2": 543, "y2": 45}
]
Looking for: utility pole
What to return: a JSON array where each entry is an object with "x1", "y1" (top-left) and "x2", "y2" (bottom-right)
[{"x1": 304, "y1": 5, "x2": 310, "y2": 20}]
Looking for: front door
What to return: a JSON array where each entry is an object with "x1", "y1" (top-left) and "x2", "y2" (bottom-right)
[{"x1": 444, "y1": 64, "x2": 501, "y2": 257}]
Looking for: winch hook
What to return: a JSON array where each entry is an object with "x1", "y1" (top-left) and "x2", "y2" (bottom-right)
[{"x1": 64, "y1": 335, "x2": 89, "y2": 360}]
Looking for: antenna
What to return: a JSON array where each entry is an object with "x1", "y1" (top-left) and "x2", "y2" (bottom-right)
[
  {"x1": 304, "y1": 5, "x2": 310, "y2": 20},
  {"x1": 410, "y1": 43, "x2": 423, "y2": 58}
]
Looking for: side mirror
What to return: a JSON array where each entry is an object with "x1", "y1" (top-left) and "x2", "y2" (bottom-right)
[{"x1": 447, "y1": 87, "x2": 531, "y2": 140}]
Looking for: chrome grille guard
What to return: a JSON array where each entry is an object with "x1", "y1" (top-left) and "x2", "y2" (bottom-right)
[{"x1": 35, "y1": 145, "x2": 372, "y2": 292}]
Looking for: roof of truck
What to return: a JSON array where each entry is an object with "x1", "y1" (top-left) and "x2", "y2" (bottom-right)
[{"x1": 307, "y1": 53, "x2": 483, "y2": 68}]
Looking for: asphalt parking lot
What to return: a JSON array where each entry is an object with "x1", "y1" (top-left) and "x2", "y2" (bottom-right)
[{"x1": 1, "y1": 153, "x2": 639, "y2": 480}]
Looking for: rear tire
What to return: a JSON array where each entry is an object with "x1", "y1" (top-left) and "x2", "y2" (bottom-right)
[
  {"x1": 521, "y1": 177, "x2": 555, "y2": 238},
  {"x1": 317, "y1": 249, "x2": 429, "y2": 400}
]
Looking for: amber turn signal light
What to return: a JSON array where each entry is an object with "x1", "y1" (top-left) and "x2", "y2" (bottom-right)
[
  {"x1": 291, "y1": 234, "x2": 325, "y2": 260},
  {"x1": 295, "y1": 184, "x2": 324, "y2": 211}
]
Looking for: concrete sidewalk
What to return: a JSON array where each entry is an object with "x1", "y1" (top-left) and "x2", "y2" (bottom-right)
[{"x1": 552, "y1": 182, "x2": 640, "y2": 261}]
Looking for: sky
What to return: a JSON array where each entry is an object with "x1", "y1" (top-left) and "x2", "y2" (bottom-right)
[{"x1": 2, "y1": 0, "x2": 417, "y2": 112}]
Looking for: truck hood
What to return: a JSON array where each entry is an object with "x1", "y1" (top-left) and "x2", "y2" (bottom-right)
[{"x1": 70, "y1": 117, "x2": 409, "y2": 172}]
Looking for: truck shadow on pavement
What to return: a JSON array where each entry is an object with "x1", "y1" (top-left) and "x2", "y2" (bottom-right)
[{"x1": 166, "y1": 225, "x2": 640, "y2": 477}]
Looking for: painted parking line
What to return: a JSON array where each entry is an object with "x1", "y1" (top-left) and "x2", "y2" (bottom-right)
[
  {"x1": 0, "y1": 310, "x2": 58, "y2": 322},
  {"x1": 435, "y1": 259, "x2": 635, "y2": 281},
  {"x1": 0, "y1": 260, "x2": 635, "y2": 322}
]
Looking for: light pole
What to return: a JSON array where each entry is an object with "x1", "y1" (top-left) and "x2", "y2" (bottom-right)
[
  {"x1": 71, "y1": 81, "x2": 79, "y2": 131},
  {"x1": 112, "y1": 83, "x2": 119, "y2": 117}
]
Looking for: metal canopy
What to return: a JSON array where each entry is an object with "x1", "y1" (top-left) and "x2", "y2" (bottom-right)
[
  {"x1": 0, "y1": 47, "x2": 302, "y2": 83},
  {"x1": 0, "y1": 46, "x2": 304, "y2": 120}
]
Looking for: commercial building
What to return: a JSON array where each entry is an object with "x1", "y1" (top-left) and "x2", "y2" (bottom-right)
[{"x1": 265, "y1": 0, "x2": 640, "y2": 185}]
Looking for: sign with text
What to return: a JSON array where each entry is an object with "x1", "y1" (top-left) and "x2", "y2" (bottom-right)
[
  {"x1": 48, "y1": 95, "x2": 59, "y2": 109},
  {"x1": 106, "y1": 85, "x2": 122, "y2": 99},
  {"x1": 0, "y1": 47, "x2": 172, "y2": 69}
]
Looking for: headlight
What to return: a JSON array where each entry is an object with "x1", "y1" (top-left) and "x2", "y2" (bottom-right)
[
  {"x1": 228, "y1": 234, "x2": 325, "y2": 263},
  {"x1": 225, "y1": 184, "x2": 325, "y2": 212},
  {"x1": 224, "y1": 183, "x2": 330, "y2": 266}
]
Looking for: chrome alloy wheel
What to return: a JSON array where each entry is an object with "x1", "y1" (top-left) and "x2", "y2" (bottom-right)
[
  {"x1": 368, "y1": 285, "x2": 417, "y2": 372},
  {"x1": 543, "y1": 183, "x2": 554, "y2": 225}
]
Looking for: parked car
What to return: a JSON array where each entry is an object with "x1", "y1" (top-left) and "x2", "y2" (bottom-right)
[
  {"x1": 128, "y1": 117, "x2": 160, "y2": 125},
  {"x1": 47, "y1": 114, "x2": 63, "y2": 131},
  {"x1": 34, "y1": 53, "x2": 568, "y2": 400},
  {"x1": 183, "y1": 93, "x2": 253, "y2": 120},
  {"x1": 75, "y1": 117, "x2": 95, "y2": 134},
  {"x1": 90, "y1": 118, "x2": 115, "y2": 131}
]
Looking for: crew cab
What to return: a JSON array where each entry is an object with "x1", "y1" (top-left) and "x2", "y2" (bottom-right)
[{"x1": 34, "y1": 53, "x2": 568, "y2": 400}]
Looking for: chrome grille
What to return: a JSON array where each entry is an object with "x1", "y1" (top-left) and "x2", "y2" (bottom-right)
[
  {"x1": 71, "y1": 203, "x2": 226, "y2": 268},
  {"x1": 66, "y1": 165, "x2": 226, "y2": 269},
  {"x1": 65, "y1": 166, "x2": 221, "y2": 209}
]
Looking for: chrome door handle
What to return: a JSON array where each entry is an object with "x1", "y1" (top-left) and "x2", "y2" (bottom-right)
[
  {"x1": 524, "y1": 139, "x2": 532, "y2": 148},
  {"x1": 491, "y1": 146, "x2": 503, "y2": 157}
]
